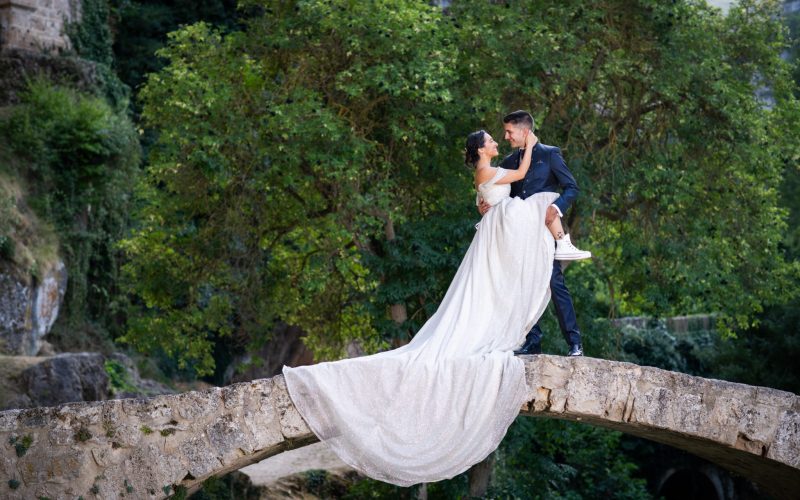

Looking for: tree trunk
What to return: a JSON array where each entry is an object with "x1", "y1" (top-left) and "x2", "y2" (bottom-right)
[
  {"x1": 385, "y1": 217, "x2": 409, "y2": 326},
  {"x1": 468, "y1": 452, "x2": 495, "y2": 497}
]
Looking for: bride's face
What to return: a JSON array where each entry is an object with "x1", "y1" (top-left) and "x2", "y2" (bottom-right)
[{"x1": 480, "y1": 133, "x2": 499, "y2": 158}]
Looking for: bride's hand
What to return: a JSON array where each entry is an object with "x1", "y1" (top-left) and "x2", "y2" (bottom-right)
[{"x1": 525, "y1": 130, "x2": 538, "y2": 149}]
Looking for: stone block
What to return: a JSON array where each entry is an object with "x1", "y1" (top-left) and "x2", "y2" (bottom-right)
[{"x1": 273, "y1": 375, "x2": 312, "y2": 439}]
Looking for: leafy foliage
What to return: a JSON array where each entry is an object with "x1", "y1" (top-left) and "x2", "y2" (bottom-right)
[
  {"x1": 112, "y1": 0, "x2": 240, "y2": 94},
  {"x1": 0, "y1": 81, "x2": 140, "y2": 347},
  {"x1": 450, "y1": 0, "x2": 800, "y2": 333},
  {"x1": 104, "y1": 359, "x2": 139, "y2": 394},
  {"x1": 122, "y1": 1, "x2": 464, "y2": 375},
  {"x1": 117, "y1": 5, "x2": 800, "y2": 496},
  {"x1": 489, "y1": 418, "x2": 649, "y2": 499},
  {"x1": 66, "y1": 0, "x2": 131, "y2": 109},
  {"x1": 68, "y1": 0, "x2": 114, "y2": 66}
]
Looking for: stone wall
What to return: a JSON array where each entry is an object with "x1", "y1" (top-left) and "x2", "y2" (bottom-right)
[{"x1": 0, "y1": 0, "x2": 80, "y2": 53}]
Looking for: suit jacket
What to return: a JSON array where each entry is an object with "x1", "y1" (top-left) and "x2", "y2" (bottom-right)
[{"x1": 499, "y1": 143, "x2": 578, "y2": 215}]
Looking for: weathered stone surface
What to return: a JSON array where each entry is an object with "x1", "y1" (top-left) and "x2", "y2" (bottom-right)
[
  {"x1": 0, "y1": 356, "x2": 797, "y2": 499},
  {"x1": 0, "y1": 376, "x2": 315, "y2": 499},
  {"x1": 0, "y1": 260, "x2": 67, "y2": 356},
  {"x1": 0, "y1": 271, "x2": 29, "y2": 353},
  {"x1": 0, "y1": 0, "x2": 80, "y2": 53},
  {"x1": 520, "y1": 356, "x2": 800, "y2": 500},
  {"x1": 612, "y1": 313, "x2": 715, "y2": 333}
]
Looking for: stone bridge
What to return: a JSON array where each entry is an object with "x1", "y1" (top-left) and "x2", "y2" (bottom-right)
[{"x1": 1, "y1": 356, "x2": 797, "y2": 499}]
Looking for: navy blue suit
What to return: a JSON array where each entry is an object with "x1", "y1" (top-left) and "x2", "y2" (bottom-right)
[{"x1": 499, "y1": 143, "x2": 582, "y2": 348}]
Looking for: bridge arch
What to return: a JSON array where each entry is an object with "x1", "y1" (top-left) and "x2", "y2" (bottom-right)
[{"x1": 1, "y1": 356, "x2": 797, "y2": 499}]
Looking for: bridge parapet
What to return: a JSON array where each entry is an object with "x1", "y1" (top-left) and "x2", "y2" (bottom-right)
[
  {"x1": 0, "y1": 356, "x2": 797, "y2": 499},
  {"x1": 520, "y1": 356, "x2": 800, "y2": 498},
  {"x1": 0, "y1": 376, "x2": 316, "y2": 498}
]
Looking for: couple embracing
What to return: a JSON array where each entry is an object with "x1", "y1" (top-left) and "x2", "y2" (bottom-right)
[
  {"x1": 282, "y1": 110, "x2": 591, "y2": 486},
  {"x1": 470, "y1": 110, "x2": 591, "y2": 358}
]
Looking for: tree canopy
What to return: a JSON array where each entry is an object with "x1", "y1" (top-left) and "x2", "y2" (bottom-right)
[{"x1": 120, "y1": 0, "x2": 799, "y2": 376}]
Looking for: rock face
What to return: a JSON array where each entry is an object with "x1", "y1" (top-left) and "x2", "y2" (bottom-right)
[
  {"x1": 17, "y1": 352, "x2": 109, "y2": 407},
  {"x1": 0, "y1": 260, "x2": 67, "y2": 356},
  {"x1": 0, "y1": 356, "x2": 797, "y2": 500},
  {"x1": 0, "y1": 352, "x2": 175, "y2": 411},
  {"x1": 0, "y1": 48, "x2": 99, "y2": 106},
  {"x1": 0, "y1": 0, "x2": 80, "y2": 53}
]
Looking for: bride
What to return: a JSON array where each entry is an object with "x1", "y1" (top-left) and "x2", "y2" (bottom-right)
[{"x1": 282, "y1": 129, "x2": 558, "y2": 486}]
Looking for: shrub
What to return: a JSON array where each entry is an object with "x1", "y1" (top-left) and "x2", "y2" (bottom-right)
[{"x1": 0, "y1": 80, "x2": 140, "y2": 348}]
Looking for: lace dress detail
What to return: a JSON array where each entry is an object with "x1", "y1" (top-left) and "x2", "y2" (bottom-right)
[{"x1": 283, "y1": 184, "x2": 558, "y2": 487}]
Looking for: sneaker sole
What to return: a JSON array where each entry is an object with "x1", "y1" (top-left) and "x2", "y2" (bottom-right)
[{"x1": 555, "y1": 253, "x2": 592, "y2": 261}]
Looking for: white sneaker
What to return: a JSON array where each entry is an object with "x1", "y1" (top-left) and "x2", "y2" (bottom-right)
[{"x1": 555, "y1": 234, "x2": 592, "y2": 261}]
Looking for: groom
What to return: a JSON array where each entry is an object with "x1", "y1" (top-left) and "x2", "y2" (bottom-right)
[{"x1": 479, "y1": 110, "x2": 584, "y2": 356}]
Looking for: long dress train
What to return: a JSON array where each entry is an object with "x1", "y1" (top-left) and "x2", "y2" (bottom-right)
[{"x1": 283, "y1": 168, "x2": 557, "y2": 486}]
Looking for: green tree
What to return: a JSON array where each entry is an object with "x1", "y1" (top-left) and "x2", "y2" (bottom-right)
[
  {"x1": 121, "y1": 1, "x2": 463, "y2": 375},
  {"x1": 449, "y1": 0, "x2": 800, "y2": 334},
  {"x1": 112, "y1": 0, "x2": 240, "y2": 94},
  {"x1": 123, "y1": 0, "x2": 799, "y2": 376},
  {"x1": 121, "y1": 1, "x2": 800, "y2": 497}
]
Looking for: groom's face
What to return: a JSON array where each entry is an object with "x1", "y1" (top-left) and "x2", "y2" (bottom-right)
[{"x1": 503, "y1": 123, "x2": 529, "y2": 149}]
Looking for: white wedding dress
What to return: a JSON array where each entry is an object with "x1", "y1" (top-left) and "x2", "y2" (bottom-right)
[{"x1": 283, "y1": 168, "x2": 557, "y2": 486}]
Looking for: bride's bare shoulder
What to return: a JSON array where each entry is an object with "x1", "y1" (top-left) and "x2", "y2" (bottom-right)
[{"x1": 474, "y1": 166, "x2": 497, "y2": 187}]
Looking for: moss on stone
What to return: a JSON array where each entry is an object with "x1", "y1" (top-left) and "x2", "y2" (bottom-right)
[
  {"x1": 9, "y1": 434, "x2": 33, "y2": 457},
  {"x1": 74, "y1": 427, "x2": 92, "y2": 442},
  {"x1": 102, "y1": 420, "x2": 115, "y2": 438}
]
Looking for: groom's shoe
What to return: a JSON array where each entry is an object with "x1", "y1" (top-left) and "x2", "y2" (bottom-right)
[
  {"x1": 555, "y1": 234, "x2": 591, "y2": 261},
  {"x1": 514, "y1": 339, "x2": 542, "y2": 356},
  {"x1": 567, "y1": 344, "x2": 584, "y2": 356}
]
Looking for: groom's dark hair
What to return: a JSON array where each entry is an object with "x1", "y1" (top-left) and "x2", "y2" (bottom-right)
[{"x1": 503, "y1": 110, "x2": 534, "y2": 130}]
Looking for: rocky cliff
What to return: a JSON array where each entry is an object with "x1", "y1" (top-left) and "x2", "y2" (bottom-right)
[{"x1": 0, "y1": 260, "x2": 67, "y2": 356}]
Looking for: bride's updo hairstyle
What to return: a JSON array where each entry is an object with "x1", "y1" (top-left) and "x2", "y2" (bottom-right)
[{"x1": 464, "y1": 130, "x2": 487, "y2": 169}]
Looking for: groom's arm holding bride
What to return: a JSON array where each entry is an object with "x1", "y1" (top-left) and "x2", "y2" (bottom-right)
[{"x1": 543, "y1": 146, "x2": 578, "y2": 225}]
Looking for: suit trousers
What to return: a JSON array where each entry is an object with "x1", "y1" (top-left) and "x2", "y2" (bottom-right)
[{"x1": 528, "y1": 260, "x2": 582, "y2": 347}]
